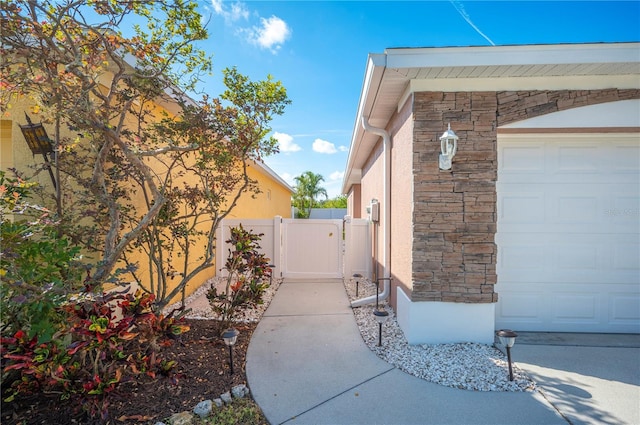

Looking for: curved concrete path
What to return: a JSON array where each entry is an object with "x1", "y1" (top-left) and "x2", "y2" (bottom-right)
[{"x1": 247, "y1": 280, "x2": 569, "y2": 425}]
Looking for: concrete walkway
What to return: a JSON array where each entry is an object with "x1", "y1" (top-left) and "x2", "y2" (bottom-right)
[{"x1": 247, "y1": 280, "x2": 639, "y2": 424}]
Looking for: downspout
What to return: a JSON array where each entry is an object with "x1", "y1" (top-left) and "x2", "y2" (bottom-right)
[{"x1": 351, "y1": 116, "x2": 391, "y2": 308}]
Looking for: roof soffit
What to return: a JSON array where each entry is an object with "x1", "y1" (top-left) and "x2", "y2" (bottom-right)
[{"x1": 342, "y1": 43, "x2": 640, "y2": 194}]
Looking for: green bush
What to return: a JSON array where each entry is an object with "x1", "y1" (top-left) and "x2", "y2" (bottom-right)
[
  {"x1": 0, "y1": 172, "x2": 86, "y2": 343},
  {"x1": 0, "y1": 173, "x2": 190, "y2": 420},
  {"x1": 207, "y1": 224, "x2": 272, "y2": 330}
]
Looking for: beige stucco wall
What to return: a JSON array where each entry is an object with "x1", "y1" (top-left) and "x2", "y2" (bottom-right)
[
  {"x1": 347, "y1": 184, "x2": 361, "y2": 219},
  {"x1": 389, "y1": 96, "x2": 414, "y2": 306},
  {"x1": 360, "y1": 140, "x2": 385, "y2": 280}
]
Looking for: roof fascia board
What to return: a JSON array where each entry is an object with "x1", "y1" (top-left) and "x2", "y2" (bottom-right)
[
  {"x1": 343, "y1": 53, "x2": 386, "y2": 193},
  {"x1": 385, "y1": 43, "x2": 640, "y2": 69},
  {"x1": 406, "y1": 74, "x2": 640, "y2": 95},
  {"x1": 252, "y1": 160, "x2": 294, "y2": 193}
]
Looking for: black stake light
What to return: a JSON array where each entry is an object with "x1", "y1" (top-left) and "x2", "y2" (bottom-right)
[
  {"x1": 496, "y1": 329, "x2": 518, "y2": 381},
  {"x1": 222, "y1": 328, "x2": 239, "y2": 375},
  {"x1": 353, "y1": 273, "x2": 362, "y2": 297},
  {"x1": 373, "y1": 309, "x2": 389, "y2": 346}
]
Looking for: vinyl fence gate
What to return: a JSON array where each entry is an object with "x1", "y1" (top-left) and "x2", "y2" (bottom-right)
[{"x1": 216, "y1": 216, "x2": 371, "y2": 281}]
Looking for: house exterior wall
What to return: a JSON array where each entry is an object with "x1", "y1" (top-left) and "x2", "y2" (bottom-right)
[
  {"x1": 2, "y1": 98, "x2": 292, "y2": 301},
  {"x1": 360, "y1": 140, "x2": 385, "y2": 278},
  {"x1": 389, "y1": 96, "x2": 414, "y2": 306},
  {"x1": 347, "y1": 184, "x2": 362, "y2": 219},
  {"x1": 411, "y1": 88, "x2": 640, "y2": 305},
  {"x1": 230, "y1": 164, "x2": 292, "y2": 219}
]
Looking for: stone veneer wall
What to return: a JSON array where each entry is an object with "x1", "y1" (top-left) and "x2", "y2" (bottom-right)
[{"x1": 411, "y1": 88, "x2": 640, "y2": 304}]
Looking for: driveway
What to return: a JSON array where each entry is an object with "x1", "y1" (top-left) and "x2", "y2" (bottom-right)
[{"x1": 511, "y1": 333, "x2": 640, "y2": 425}]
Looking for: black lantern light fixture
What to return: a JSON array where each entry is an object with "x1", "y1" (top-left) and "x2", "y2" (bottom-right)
[
  {"x1": 222, "y1": 328, "x2": 239, "y2": 375},
  {"x1": 373, "y1": 308, "x2": 389, "y2": 346},
  {"x1": 496, "y1": 329, "x2": 518, "y2": 381},
  {"x1": 19, "y1": 113, "x2": 57, "y2": 189}
]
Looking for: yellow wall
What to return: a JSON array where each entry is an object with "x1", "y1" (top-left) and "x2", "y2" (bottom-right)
[
  {"x1": 2, "y1": 95, "x2": 292, "y2": 302},
  {"x1": 227, "y1": 162, "x2": 292, "y2": 219}
]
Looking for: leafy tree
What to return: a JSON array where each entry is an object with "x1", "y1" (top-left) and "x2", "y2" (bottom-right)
[
  {"x1": 292, "y1": 171, "x2": 328, "y2": 218},
  {"x1": 1, "y1": 0, "x2": 289, "y2": 307},
  {"x1": 319, "y1": 194, "x2": 347, "y2": 209}
]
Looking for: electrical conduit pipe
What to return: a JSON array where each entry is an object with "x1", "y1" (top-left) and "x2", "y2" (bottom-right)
[{"x1": 351, "y1": 116, "x2": 391, "y2": 308}]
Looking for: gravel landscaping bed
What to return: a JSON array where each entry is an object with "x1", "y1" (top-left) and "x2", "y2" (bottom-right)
[
  {"x1": 164, "y1": 276, "x2": 282, "y2": 322},
  {"x1": 345, "y1": 278, "x2": 537, "y2": 392},
  {"x1": 170, "y1": 276, "x2": 535, "y2": 393}
]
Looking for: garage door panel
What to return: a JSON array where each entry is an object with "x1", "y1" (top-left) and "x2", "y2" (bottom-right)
[
  {"x1": 610, "y1": 294, "x2": 640, "y2": 323},
  {"x1": 498, "y1": 191, "x2": 545, "y2": 224},
  {"x1": 496, "y1": 291, "x2": 544, "y2": 322},
  {"x1": 496, "y1": 134, "x2": 640, "y2": 333},
  {"x1": 556, "y1": 145, "x2": 600, "y2": 173},
  {"x1": 496, "y1": 282, "x2": 640, "y2": 332},
  {"x1": 553, "y1": 293, "x2": 599, "y2": 323},
  {"x1": 613, "y1": 145, "x2": 640, "y2": 171},
  {"x1": 498, "y1": 187, "x2": 638, "y2": 233},
  {"x1": 498, "y1": 234, "x2": 638, "y2": 283}
]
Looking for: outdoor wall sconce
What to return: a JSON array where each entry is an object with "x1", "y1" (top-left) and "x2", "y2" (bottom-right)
[
  {"x1": 373, "y1": 309, "x2": 389, "y2": 347},
  {"x1": 439, "y1": 123, "x2": 458, "y2": 171},
  {"x1": 222, "y1": 328, "x2": 239, "y2": 375},
  {"x1": 496, "y1": 329, "x2": 518, "y2": 381},
  {"x1": 353, "y1": 273, "x2": 363, "y2": 297},
  {"x1": 20, "y1": 113, "x2": 57, "y2": 189}
]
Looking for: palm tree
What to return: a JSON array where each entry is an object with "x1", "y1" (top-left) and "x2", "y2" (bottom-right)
[{"x1": 293, "y1": 171, "x2": 328, "y2": 218}]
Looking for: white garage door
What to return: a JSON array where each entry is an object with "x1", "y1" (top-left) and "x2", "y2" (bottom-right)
[{"x1": 496, "y1": 133, "x2": 640, "y2": 333}]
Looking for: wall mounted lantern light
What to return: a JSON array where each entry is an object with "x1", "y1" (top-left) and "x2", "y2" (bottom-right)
[
  {"x1": 438, "y1": 123, "x2": 458, "y2": 171},
  {"x1": 20, "y1": 113, "x2": 57, "y2": 189},
  {"x1": 222, "y1": 328, "x2": 239, "y2": 375}
]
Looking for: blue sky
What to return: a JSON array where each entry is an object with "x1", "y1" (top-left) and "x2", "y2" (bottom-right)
[{"x1": 193, "y1": 1, "x2": 639, "y2": 198}]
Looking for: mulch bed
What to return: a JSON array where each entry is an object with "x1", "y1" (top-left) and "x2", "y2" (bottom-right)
[{"x1": 1, "y1": 319, "x2": 261, "y2": 424}]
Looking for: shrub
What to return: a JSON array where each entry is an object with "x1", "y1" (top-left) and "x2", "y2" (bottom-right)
[
  {"x1": 1, "y1": 289, "x2": 190, "y2": 420},
  {"x1": 0, "y1": 172, "x2": 86, "y2": 343},
  {"x1": 207, "y1": 225, "x2": 272, "y2": 330}
]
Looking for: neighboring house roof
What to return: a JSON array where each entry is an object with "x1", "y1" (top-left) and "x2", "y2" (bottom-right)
[
  {"x1": 252, "y1": 160, "x2": 294, "y2": 193},
  {"x1": 342, "y1": 42, "x2": 640, "y2": 194}
]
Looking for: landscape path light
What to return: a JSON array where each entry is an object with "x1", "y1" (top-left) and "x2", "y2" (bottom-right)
[
  {"x1": 353, "y1": 273, "x2": 363, "y2": 297},
  {"x1": 222, "y1": 328, "x2": 239, "y2": 375},
  {"x1": 373, "y1": 309, "x2": 389, "y2": 347},
  {"x1": 496, "y1": 329, "x2": 518, "y2": 381}
]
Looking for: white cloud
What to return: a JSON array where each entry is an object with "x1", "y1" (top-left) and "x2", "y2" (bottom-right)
[
  {"x1": 274, "y1": 132, "x2": 301, "y2": 153},
  {"x1": 330, "y1": 171, "x2": 344, "y2": 181},
  {"x1": 338, "y1": 145, "x2": 349, "y2": 152},
  {"x1": 210, "y1": 0, "x2": 249, "y2": 23},
  {"x1": 313, "y1": 138, "x2": 337, "y2": 154},
  {"x1": 249, "y1": 16, "x2": 291, "y2": 52}
]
